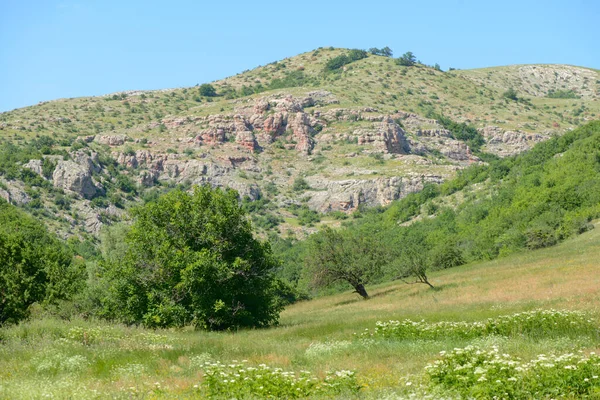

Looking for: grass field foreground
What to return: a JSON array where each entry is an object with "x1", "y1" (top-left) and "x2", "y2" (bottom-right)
[{"x1": 1, "y1": 222, "x2": 599, "y2": 398}]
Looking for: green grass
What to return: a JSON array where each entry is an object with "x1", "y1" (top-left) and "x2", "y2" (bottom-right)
[{"x1": 1, "y1": 222, "x2": 600, "y2": 398}]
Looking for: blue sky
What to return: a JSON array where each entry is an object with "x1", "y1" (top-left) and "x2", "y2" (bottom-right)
[{"x1": 1, "y1": 0, "x2": 597, "y2": 112}]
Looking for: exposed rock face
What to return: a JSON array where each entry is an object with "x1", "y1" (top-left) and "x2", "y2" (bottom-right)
[
  {"x1": 71, "y1": 150, "x2": 101, "y2": 174},
  {"x1": 357, "y1": 117, "x2": 410, "y2": 154},
  {"x1": 289, "y1": 112, "x2": 315, "y2": 154},
  {"x1": 52, "y1": 161, "x2": 98, "y2": 199},
  {"x1": 306, "y1": 174, "x2": 444, "y2": 212},
  {"x1": 23, "y1": 159, "x2": 44, "y2": 176},
  {"x1": 235, "y1": 130, "x2": 258, "y2": 152},
  {"x1": 95, "y1": 135, "x2": 129, "y2": 146},
  {"x1": 481, "y1": 126, "x2": 549, "y2": 157}
]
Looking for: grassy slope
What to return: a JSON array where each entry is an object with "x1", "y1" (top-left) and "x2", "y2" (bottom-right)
[{"x1": 1, "y1": 221, "x2": 599, "y2": 398}]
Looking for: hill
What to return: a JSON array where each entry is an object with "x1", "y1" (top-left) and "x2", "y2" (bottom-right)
[{"x1": 1, "y1": 47, "x2": 599, "y2": 240}]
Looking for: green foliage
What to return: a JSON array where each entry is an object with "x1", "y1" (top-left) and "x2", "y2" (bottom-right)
[
  {"x1": 288, "y1": 204, "x2": 321, "y2": 226},
  {"x1": 427, "y1": 345, "x2": 600, "y2": 399},
  {"x1": 396, "y1": 51, "x2": 416, "y2": 66},
  {"x1": 431, "y1": 113, "x2": 486, "y2": 152},
  {"x1": 276, "y1": 122, "x2": 600, "y2": 297},
  {"x1": 201, "y1": 360, "x2": 359, "y2": 398},
  {"x1": 97, "y1": 186, "x2": 282, "y2": 330},
  {"x1": 324, "y1": 49, "x2": 368, "y2": 72},
  {"x1": 0, "y1": 201, "x2": 83, "y2": 325},
  {"x1": 303, "y1": 227, "x2": 387, "y2": 298},
  {"x1": 368, "y1": 46, "x2": 393, "y2": 57},
  {"x1": 198, "y1": 84, "x2": 217, "y2": 97},
  {"x1": 547, "y1": 89, "x2": 579, "y2": 99},
  {"x1": 503, "y1": 87, "x2": 519, "y2": 101},
  {"x1": 363, "y1": 309, "x2": 597, "y2": 341},
  {"x1": 292, "y1": 176, "x2": 310, "y2": 192}
]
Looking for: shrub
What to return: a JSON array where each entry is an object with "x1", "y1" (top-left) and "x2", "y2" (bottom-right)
[
  {"x1": 503, "y1": 88, "x2": 518, "y2": 101},
  {"x1": 98, "y1": 186, "x2": 282, "y2": 330},
  {"x1": 0, "y1": 202, "x2": 83, "y2": 325},
  {"x1": 198, "y1": 84, "x2": 217, "y2": 97}
]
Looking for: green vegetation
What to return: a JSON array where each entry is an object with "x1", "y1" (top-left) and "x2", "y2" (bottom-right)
[
  {"x1": 0, "y1": 201, "x2": 83, "y2": 324},
  {"x1": 396, "y1": 51, "x2": 416, "y2": 66},
  {"x1": 1, "y1": 223, "x2": 599, "y2": 398},
  {"x1": 324, "y1": 49, "x2": 368, "y2": 72},
  {"x1": 198, "y1": 83, "x2": 217, "y2": 97},
  {"x1": 502, "y1": 87, "x2": 519, "y2": 101},
  {"x1": 96, "y1": 186, "x2": 282, "y2": 330},
  {"x1": 276, "y1": 121, "x2": 600, "y2": 298},
  {"x1": 547, "y1": 88, "x2": 580, "y2": 99},
  {"x1": 368, "y1": 46, "x2": 393, "y2": 57},
  {"x1": 304, "y1": 227, "x2": 387, "y2": 298}
]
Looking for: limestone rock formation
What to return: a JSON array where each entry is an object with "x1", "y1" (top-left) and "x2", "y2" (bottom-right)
[
  {"x1": 306, "y1": 174, "x2": 444, "y2": 213},
  {"x1": 356, "y1": 117, "x2": 410, "y2": 154},
  {"x1": 52, "y1": 161, "x2": 98, "y2": 199},
  {"x1": 95, "y1": 135, "x2": 129, "y2": 146},
  {"x1": 481, "y1": 126, "x2": 549, "y2": 156}
]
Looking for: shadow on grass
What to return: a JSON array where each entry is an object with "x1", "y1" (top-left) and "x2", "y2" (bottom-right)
[{"x1": 407, "y1": 282, "x2": 459, "y2": 297}]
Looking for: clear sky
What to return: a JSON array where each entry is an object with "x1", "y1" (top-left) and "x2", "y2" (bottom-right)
[{"x1": 1, "y1": 0, "x2": 598, "y2": 112}]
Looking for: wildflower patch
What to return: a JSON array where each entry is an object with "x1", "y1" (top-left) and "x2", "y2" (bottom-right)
[
  {"x1": 361, "y1": 309, "x2": 597, "y2": 340},
  {"x1": 198, "y1": 360, "x2": 360, "y2": 398},
  {"x1": 425, "y1": 346, "x2": 600, "y2": 398}
]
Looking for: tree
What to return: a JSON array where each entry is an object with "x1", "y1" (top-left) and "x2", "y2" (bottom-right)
[
  {"x1": 304, "y1": 227, "x2": 386, "y2": 298},
  {"x1": 199, "y1": 83, "x2": 217, "y2": 97},
  {"x1": 0, "y1": 201, "x2": 83, "y2": 325},
  {"x1": 98, "y1": 186, "x2": 282, "y2": 330},
  {"x1": 380, "y1": 46, "x2": 393, "y2": 57},
  {"x1": 390, "y1": 231, "x2": 435, "y2": 289},
  {"x1": 368, "y1": 47, "x2": 393, "y2": 57},
  {"x1": 397, "y1": 51, "x2": 416, "y2": 67}
]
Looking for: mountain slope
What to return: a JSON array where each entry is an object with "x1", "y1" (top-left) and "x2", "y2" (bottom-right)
[{"x1": 1, "y1": 47, "x2": 599, "y2": 239}]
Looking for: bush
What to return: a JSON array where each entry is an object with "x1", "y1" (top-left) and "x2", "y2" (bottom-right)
[
  {"x1": 547, "y1": 89, "x2": 579, "y2": 99},
  {"x1": 98, "y1": 186, "x2": 282, "y2": 330},
  {"x1": 0, "y1": 201, "x2": 83, "y2": 325},
  {"x1": 503, "y1": 88, "x2": 518, "y2": 101},
  {"x1": 198, "y1": 84, "x2": 217, "y2": 97},
  {"x1": 324, "y1": 49, "x2": 368, "y2": 72}
]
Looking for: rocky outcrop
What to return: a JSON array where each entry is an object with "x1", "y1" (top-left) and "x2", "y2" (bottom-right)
[
  {"x1": 23, "y1": 159, "x2": 44, "y2": 176},
  {"x1": 95, "y1": 135, "x2": 129, "y2": 146},
  {"x1": 289, "y1": 112, "x2": 315, "y2": 154},
  {"x1": 480, "y1": 126, "x2": 549, "y2": 157},
  {"x1": 235, "y1": 130, "x2": 258, "y2": 152},
  {"x1": 0, "y1": 183, "x2": 31, "y2": 205},
  {"x1": 306, "y1": 174, "x2": 444, "y2": 212},
  {"x1": 52, "y1": 161, "x2": 99, "y2": 199},
  {"x1": 355, "y1": 117, "x2": 410, "y2": 154}
]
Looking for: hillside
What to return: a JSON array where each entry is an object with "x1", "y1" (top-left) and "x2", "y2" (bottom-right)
[
  {"x1": 1, "y1": 218, "x2": 599, "y2": 398},
  {"x1": 1, "y1": 47, "x2": 599, "y2": 239}
]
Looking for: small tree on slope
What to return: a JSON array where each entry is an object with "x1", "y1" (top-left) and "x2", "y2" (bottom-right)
[{"x1": 304, "y1": 227, "x2": 386, "y2": 299}]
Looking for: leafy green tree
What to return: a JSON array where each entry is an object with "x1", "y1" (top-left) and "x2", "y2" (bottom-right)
[
  {"x1": 199, "y1": 83, "x2": 217, "y2": 97},
  {"x1": 304, "y1": 227, "x2": 386, "y2": 298},
  {"x1": 0, "y1": 201, "x2": 83, "y2": 325},
  {"x1": 98, "y1": 186, "x2": 282, "y2": 330},
  {"x1": 397, "y1": 51, "x2": 416, "y2": 66},
  {"x1": 390, "y1": 231, "x2": 435, "y2": 289}
]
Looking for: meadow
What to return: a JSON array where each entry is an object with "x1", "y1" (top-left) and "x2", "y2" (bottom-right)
[{"x1": 1, "y1": 221, "x2": 599, "y2": 399}]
